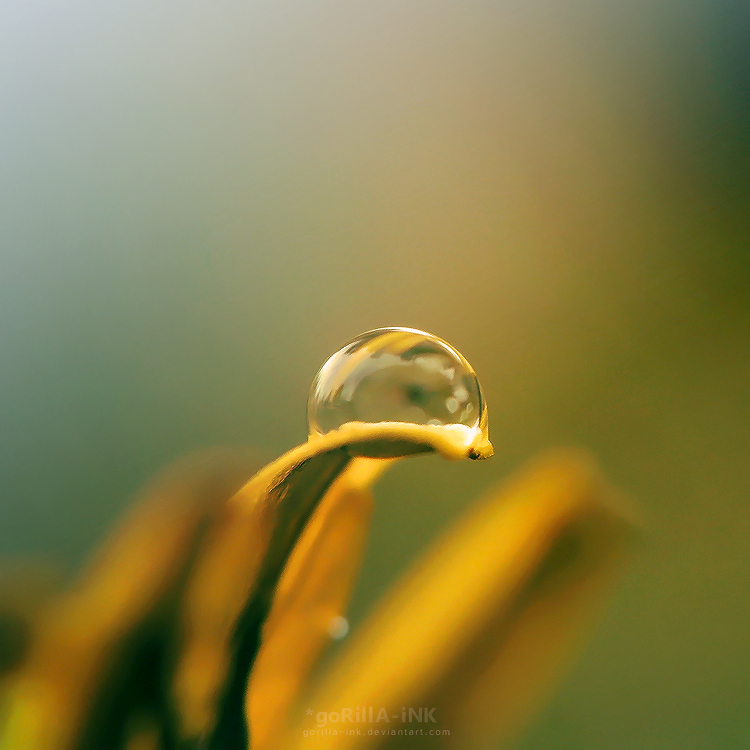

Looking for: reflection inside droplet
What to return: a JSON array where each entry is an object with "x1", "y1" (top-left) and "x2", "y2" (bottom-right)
[{"x1": 307, "y1": 327, "x2": 484, "y2": 437}]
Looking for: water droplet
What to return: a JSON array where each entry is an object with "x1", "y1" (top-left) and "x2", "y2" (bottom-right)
[
  {"x1": 308, "y1": 327, "x2": 485, "y2": 438},
  {"x1": 327, "y1": 615, "x2": 350, "y2": 640}
]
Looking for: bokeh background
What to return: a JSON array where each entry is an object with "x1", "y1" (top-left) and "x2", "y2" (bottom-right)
[{"x1": 1, "y1": 1, "x2": 749, "y2": 748}]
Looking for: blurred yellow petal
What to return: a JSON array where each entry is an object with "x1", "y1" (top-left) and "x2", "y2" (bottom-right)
[
  {"x1": 282, "y1": 449, "x2": 637, "y2": 750},
  {"x1": 247, "y1": 458, "x2": 391, "y2": 750},
  {"x1": 0, "y1": 449, "x2": 260, "y2": 750},
  {"x1": 424, "y1": 453, "x2": 636, "y2": 750}
]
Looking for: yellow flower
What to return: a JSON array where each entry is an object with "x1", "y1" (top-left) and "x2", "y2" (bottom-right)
[{"x1": 0, "y1": 375, "x2": 636, "y2": 750}]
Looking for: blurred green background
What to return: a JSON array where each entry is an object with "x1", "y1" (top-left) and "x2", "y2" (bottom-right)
[{"x1": 1, "y1": 0, "x2": 748, "y2": 747}]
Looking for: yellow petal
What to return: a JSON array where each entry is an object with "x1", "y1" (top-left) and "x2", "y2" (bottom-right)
[
  {"x1": 282, "y1": 449, "x2": 637, "y2": 750},
  {"x1": 247, "y1": 458, "x2": 391, "y2": 750},
  {"x1": 0, "y1": 449, "x2": 260, "y2": 750}
]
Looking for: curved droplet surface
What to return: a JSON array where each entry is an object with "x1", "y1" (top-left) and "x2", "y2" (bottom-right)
[{"x1": 308, "y1": 327, "x2": 485, "y2": 439}]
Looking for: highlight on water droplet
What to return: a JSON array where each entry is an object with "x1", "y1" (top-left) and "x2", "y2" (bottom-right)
[{"x1": 307, "y1": 327, "x2": 486, "y2": 444}]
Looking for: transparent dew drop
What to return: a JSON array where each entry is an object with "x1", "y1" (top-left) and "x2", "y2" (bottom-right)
[
  {"x1": 327, "y1": 615, "x2": 350, "y2": 640},
  {"x1": 307, "y1": 327, "x2": 485, "y2": 438}
]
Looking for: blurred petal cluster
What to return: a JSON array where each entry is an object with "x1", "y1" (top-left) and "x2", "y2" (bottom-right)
[{"x1": 0, "y1": 420, "x2": 635, "y2": 750}]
